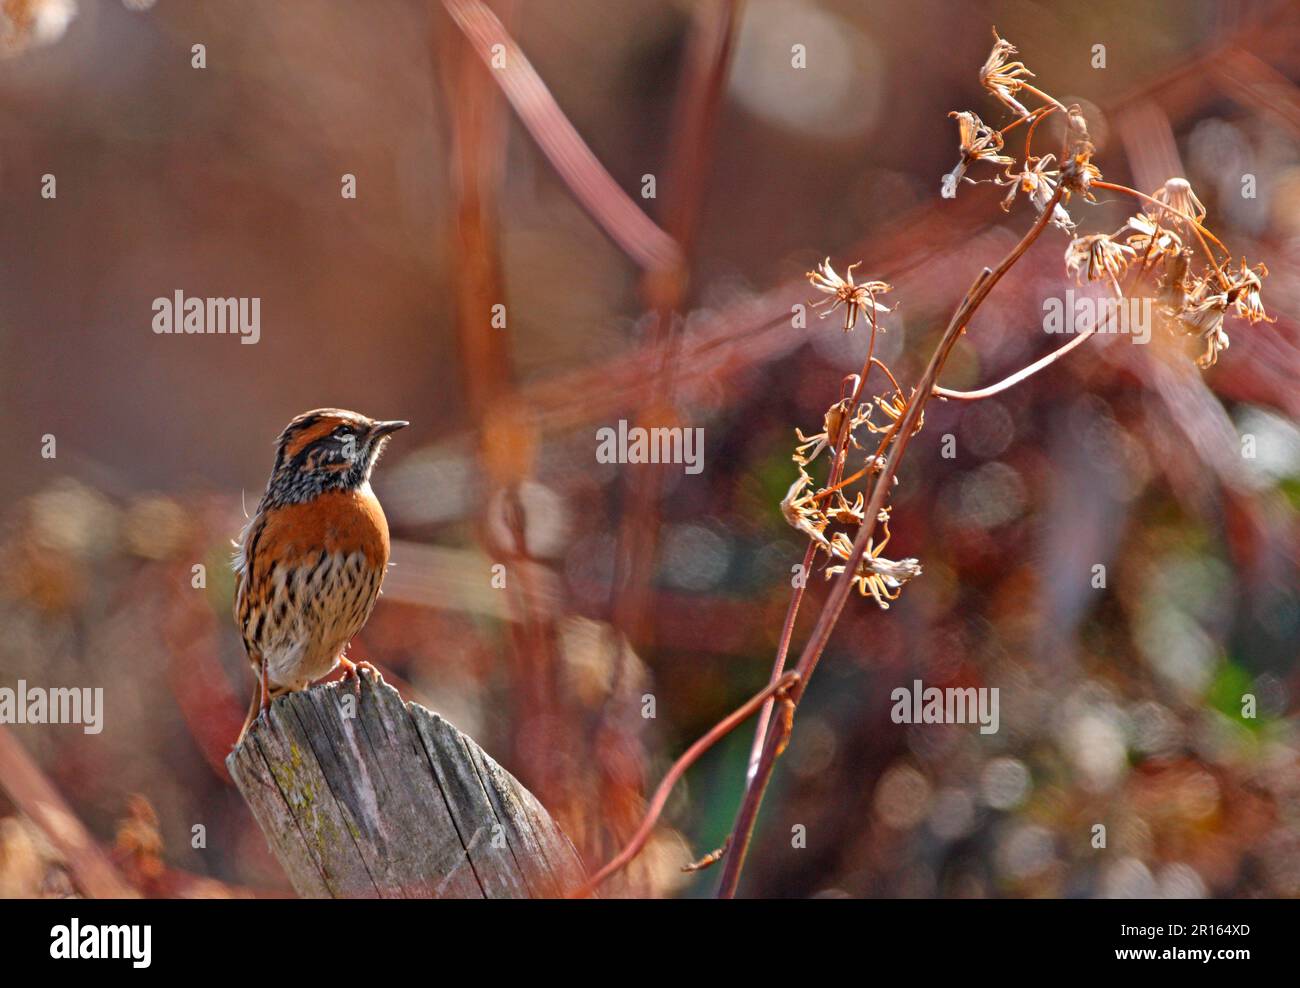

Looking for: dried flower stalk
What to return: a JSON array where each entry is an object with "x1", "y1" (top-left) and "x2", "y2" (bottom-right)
[{"x1": 584, "y1": 27, "x2": 1274, "y2": 897}]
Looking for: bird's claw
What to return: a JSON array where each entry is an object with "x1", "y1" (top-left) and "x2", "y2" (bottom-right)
[{"x1": 338, "y1": 657, "x2": 379, "y2": 684}]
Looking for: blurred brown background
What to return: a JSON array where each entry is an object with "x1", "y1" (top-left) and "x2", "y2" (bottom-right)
[{"x1": 1, "y1": 0, "x2": 1298, "y2": 898}]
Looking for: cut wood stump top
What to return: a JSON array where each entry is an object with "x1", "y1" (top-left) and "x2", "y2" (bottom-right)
[{"x1": 225, "y1": 673, "x2": 586, "y2": 898}]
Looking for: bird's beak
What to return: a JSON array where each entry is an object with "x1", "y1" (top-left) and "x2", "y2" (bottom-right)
[{"x1": 370, "y1": 420, "x2": 410, "y2": 437}]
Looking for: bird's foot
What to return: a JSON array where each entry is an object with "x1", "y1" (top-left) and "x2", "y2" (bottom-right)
[{"x1": 338, "y1": 657, "x2": 379, "y2": 682}]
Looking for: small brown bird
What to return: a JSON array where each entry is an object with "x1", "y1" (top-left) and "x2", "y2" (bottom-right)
[{"x1": 233, "y1": 409, "x2": 408, "y2": 745}]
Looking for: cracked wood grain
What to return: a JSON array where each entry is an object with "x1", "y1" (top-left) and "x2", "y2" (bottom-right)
[{"x1": 226, "y1": 673, "x2": 586, "y2": 898}]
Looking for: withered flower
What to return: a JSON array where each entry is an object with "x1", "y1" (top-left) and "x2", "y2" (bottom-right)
[
  {"x1": 794, "y1": 397, "x2": 872, "y2": 465},
  {"x1": 1121, "y1": 213, "x2": 1183, "y2": 264},
  {"x1": 1064, "y1": 233, "x2": 1135, "y2": 285},
  {"x1": 1066, "y1": 105, "x2": 1092, "y2": 145},
  {"x1": 979, "y1": 30, "x2": 1034, "y2": 118},
  {"x1": 998, "y1": 155, "x2": 1074, "y2": 232},
  {"x1": 780, "y1": 470, "x2": 830, "y2": 547},
  {"x1": 807, "y1": 259, "x2": 893, "y2": 332},
  {"x1": 868, "y1": 389, "x2": 925, "y2": 436},
  {"x1": 793, "y1": 427, "x2": 827, "y2": 467},
  {"x1": 826, "y1": 490, "x2": 867, "y2": 527},
  {"x1": 1156, "y1": 247, "x2": 1194, "y2": 314},
  {"x1": 1164, "y1": 256, "x2": 1270, "y2": 368},
  {"x1": 822, "y1": 516, "x2": 922, "y2": 610},
  {"x1": 943, "y1": 110, "x2": 1014, "y2": 197},
  {"x1": 1060, "y1": 143, "x2": 1101, "y2": 201},
  {"x1": 1226, "y1": 259, "x2": 1272, "y2": 325},
  {"x1": 1174, "y1": 279, "x2": 1231, "y2": 369},
  {"x1": 1147, "y1": 177, "x2": 1207, "y2": 228}
]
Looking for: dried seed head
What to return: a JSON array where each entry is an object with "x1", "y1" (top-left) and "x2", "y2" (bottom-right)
[
  {"x1": 779, "y1": 470, "x2": 830, "y2": 546},
  {"x1": 868, "y1": 390, "x2": 925, "y2": 436},
  {"x1": 1173, "y1": 280, "x2": 1231, "y2": 369},
  {"x1": 1147, "y1": 177, "x2": 1207, "y2": 228},
  {"x1": 863, "y1": 555, "x2": 924, "y2": 584},
  {"x1": 1189, "y1": 306, "x2": 1230, "y2": 369},
  {"x1": 998, "y1": 155, "x2": 1074, "y2": 232},
  {"x1": 979, "y1": 29, "x2": 1034, "y2": 118},
  {"x1": 1061, "y1": 142, "x2": 1102, "y2": 201},
  {"x1": 1064, "y1": 233, "x2": 1135, "y2": 285},
  {"x1": 822, "y1": 522, "x2": 922, "y2": 610},
  {"x1": 793, "y1": 397, "x2": 872, "y2": 466},
  {"x1": 944, "y1": 110, "x2": 1015, "y2": 196},
  {"x1": 1226, "y1": 258, "x2": 1272, "y2": 325},
  {"x1": 793, "y1": 426, "x2": 826, "y2": 467},
  {"x1": 1121, "y1": 213, "x2": 1183, "y2": 264},
  {"x1": 827, "y1": 491, "x2": 866, "y2": 526},
  {"x1": 807, "y1": 259, "x2": 893, "y2": 332},
  {"x1": 1066, "y1": 104, "x2": 1092, "y2": 145},
  {"x1": 951, "y1": 110, "x2": 1013, "y2": 165}
]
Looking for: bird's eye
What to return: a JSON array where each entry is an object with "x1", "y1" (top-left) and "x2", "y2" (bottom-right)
[{"x1": 333, "y1": 426, "x2": 354, "y2": 440}]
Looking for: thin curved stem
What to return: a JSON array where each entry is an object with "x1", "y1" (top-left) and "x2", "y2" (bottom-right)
[
  {"x1": 872, "y1": 356, "x2": 903, "y2": 395},
  {"x1": 1023, "y1": 102, "x2": 1058, "y2": 160},
  {"x1": 1020, "y1": 82, "x2": 1068, "y2": 113},
  {"x1": 934, "y1": 269, "x2": 1135, "y2": 401},
  {"x1": 716, "y1": 189, "x2": 1064, "y2": 898},
  {"x1": 572, "y1": 671, "x2": 800, "y2": 896},
  {"x1": 934, "y1": 324, "x2": 1097, "y2": 400},
  {"x1": 745, "y1": 542, "x2": 814, "y2": 782},
  {"x1": 442, "y1": 0, "x2": 681, "y2": 273},
  {"x1": 996, "y1": 103, "x2": 1054, "y2": 139}
]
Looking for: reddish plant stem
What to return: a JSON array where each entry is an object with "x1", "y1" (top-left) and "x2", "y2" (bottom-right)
[
  {"x1": 745, "y1": 540, "x2": 815, "y2": 782},
  {"x1": 572, "y1": 670, "x2": 800, "y2": 896},
  {"x1": 1022, "y1": 103, "x2": 1057, "y2": 160},
  {"x1": 745, "y1": 320, "x2": 880, "y2": 782},
  {"x1": 441, "y1": 0, "x2": 681, "y2": 272},
  {"x1": 996, "y1": 103, "x2": 1052, "y2": 140},
  {"x1": 1019, "y1": 82, "x2": 1067, "y2": 113},
  {"x1": 934, "y1": 260, "x2": 1145, "y2": 402},
  {"x1": 715, "y1": 190, "x2": 1065, "y2": 898},
  {"x1": 596, "y1": 2, "x2": 742, "y2": 891}
]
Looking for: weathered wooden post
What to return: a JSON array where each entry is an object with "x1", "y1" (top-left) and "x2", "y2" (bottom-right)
[{"x1": 225, "y1": 673, "x2": 586, "y2": 898}]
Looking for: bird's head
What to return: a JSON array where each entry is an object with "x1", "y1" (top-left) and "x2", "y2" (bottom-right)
[{"x1": 263, "y1": 408, "x2": 408, "y2": 505}]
